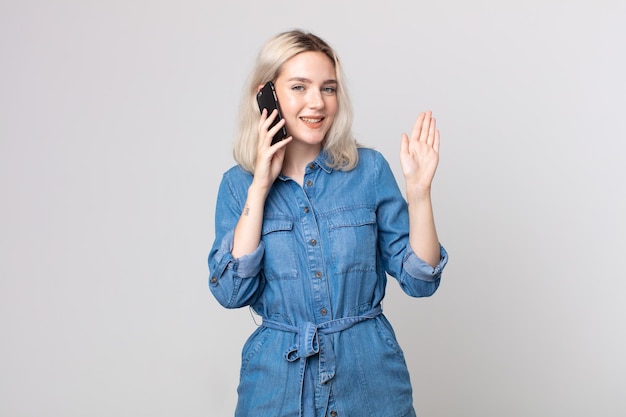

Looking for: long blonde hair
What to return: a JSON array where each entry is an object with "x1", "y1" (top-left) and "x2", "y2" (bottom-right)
[{"x1": 233, "y1": 29, "x2": 358, "y2": 173}]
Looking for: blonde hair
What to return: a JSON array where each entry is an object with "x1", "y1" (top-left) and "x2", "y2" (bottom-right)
[{"x1": 233, "y1": 29, "x2": 358, "y2": 173}]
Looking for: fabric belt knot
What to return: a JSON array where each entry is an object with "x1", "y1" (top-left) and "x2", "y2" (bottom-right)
[{"x1": 262, "y1": 305, "x2": 382, "y2": 417}]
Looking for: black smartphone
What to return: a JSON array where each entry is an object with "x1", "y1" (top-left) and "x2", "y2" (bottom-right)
[{"x1": 256, "y1": 81, "x2": 288, "y2": 145}]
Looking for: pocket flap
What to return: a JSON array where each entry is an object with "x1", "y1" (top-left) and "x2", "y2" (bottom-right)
[
  {"x1": 262, "y1": 217, "x2": 294, "y2": 235},
  {"x1": 328, "y1": 207, "x2": 376, "y2": 228}
]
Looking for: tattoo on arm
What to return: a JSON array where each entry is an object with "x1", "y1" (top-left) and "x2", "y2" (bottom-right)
[{"x1": 244, "y1": 205, "x2": 250, "y2": 216}]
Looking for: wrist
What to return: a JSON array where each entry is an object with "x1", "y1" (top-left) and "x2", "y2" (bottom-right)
[
  {"x1": 249, "y1": 180, "x2": 271, "y2": 196},
  {"x1": 406, "y1": 184, "x2": 432, "y2": 202}
]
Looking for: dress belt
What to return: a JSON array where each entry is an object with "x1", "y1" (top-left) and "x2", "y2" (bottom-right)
[{"x1": 262, "y1": 305, "x2": 382, "y2": 417}]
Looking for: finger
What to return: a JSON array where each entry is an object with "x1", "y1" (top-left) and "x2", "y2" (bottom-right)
[
  {"x1": 271, "y1": 135, "x2": 292, "y2": 149},
  {"x1": 259, "y1": 108, "x2": 269, "y2": 123},
  {"x1": 262, "y1": 109, "x2": 279, "y2": 127},
  {"x1": 400, "y1": 132, "x2": 409, "y2": 156},
  {"x1": 258, "y1": 109, "x2": 281, "y2": 147},
  {"x1": 427, "y1": 117, "x2": 436, "y2": 146},
  {"x1": 419, "y1": 110, "x2": 432, "y2": 142},
  {"x1": 410, "y1": 112, "x2": 426, "y2": 141},
  {"x1": 433, "y1": 129, "x2": 441, "y2": 153},
  {"x1": 266, "y1": 117, "x2": 286, "y2": 140},
  {"x1": 257, "y1": 108, "x2": 268, "y2": 135}
]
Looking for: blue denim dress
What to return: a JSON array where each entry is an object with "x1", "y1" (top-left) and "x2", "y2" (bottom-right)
[{"x1": 209, "y1": 148, "x2": 448, "y2": 417}]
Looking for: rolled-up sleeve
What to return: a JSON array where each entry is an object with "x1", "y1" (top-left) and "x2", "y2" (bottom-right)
[{"x1": 398, "y1": 244, "x2": 448, "y2": 297}]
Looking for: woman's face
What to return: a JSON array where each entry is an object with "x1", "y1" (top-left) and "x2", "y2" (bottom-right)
[{"x1": 273, "y1": 51, "x2": 338, "y2": 147}]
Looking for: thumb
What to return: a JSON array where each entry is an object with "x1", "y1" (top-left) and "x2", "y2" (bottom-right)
[{"x1": 400, "y1": 133, "x2": 409, "y2": 156}]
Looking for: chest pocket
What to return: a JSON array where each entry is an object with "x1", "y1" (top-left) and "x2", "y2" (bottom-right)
[
  {"x1": 327, "y1": 207, "x2": 377, "y2": 273},
  {"x1": 261, "y1": 217, "x2": 299, "y2": 280}
]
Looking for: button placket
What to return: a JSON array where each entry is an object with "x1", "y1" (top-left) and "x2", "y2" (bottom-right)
[{"x1": 300, "y1": 165, "x2": 332, "y2": 323}]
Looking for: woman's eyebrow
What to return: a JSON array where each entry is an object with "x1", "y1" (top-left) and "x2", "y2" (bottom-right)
[{"x1": 287, "y1": 77, "x2": 337, "y2": 84}]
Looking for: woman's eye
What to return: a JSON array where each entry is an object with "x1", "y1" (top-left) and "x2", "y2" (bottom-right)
[
  {"x1": 292, "y1": 85, "x2": 305, "y2": 91},
  {"x1": 322, "y1": 86, "x2": 337, "y2": 94}
]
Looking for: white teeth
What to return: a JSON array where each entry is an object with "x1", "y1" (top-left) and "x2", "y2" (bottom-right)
[{"x1": 301, "y1": 117, "x2": 322, "y2": 123}]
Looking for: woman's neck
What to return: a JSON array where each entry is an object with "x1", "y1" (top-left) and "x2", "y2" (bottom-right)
[{"x1": 281, "y1": 142, "x2": 322, "y2": 185}]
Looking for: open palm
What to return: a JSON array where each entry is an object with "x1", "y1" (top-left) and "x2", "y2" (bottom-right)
[{"x1": 400, "y1": 110, "x2": 440, "y2": 192}]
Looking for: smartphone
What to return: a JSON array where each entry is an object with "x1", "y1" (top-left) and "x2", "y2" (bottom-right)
[{"x1": 256, "y1": 81, "x2": 288, "y2": 145}]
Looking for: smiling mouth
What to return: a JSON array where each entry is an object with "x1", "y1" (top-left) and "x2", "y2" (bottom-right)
[{"x1": 300, "y1": 117, "x2": 324, "y2": 124}]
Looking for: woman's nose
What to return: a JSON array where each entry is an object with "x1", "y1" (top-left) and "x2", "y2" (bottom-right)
[{"x1": 307, "y1": 90, "x2": 324, "y2": 109}]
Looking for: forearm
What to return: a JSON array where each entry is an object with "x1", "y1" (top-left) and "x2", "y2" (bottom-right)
[
  {"x1": 407, "y1": 188, "x2": 440, "y2": 268},
  {"x1": 209, "y1": 229, "x2": 265, "y2": 308},
  {"x1": 232, "y1": 183, "x2": 269, "y2": 258}
]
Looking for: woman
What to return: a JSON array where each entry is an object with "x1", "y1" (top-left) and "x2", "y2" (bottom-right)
[{"x1": 208, "y1": 29, "x2": 448, "y2": 417}]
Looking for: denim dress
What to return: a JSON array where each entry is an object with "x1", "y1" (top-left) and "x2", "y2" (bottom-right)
[{"x1": 209, "y1": 148, "x2": 448, "y2": 417}]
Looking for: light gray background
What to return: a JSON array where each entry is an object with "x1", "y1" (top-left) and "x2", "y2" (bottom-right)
[{"x1": 1, "y1": 1, "x2": 625, "y2": 416}]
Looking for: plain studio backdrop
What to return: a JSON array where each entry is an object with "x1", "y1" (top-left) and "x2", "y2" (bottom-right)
[{"x1": 1, "y1": 1, "x2": 625, "y2": 416}]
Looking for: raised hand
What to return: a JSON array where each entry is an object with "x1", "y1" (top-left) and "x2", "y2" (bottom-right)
[
  {"x1": 400, "y1": 110, "x2": 442, "y2": 267},
  {"x1": 400, "y1": 110, "x2": 440, "y2": 194}
]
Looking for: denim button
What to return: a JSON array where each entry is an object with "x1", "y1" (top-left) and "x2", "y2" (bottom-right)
[
  {"x1": 330, "y1": 411, "x2": 337, "y2": 417},
  {"x1": 308, "y1": 163, "x2": 315, "y2": 170},
  {"x1": 315, "y1": 271, "x2": 322, "y2": 278},
  {"x1": 306, "y1": 180, "x2": 313, "y2": 187},
  {"x1": 320, "y1": 308, "x2": 327, "y2": 315},
  {"x1": 304, "y1": 206, "x2": 310, "y2": 213},
  {"x1": 210, "y1": 276, "x2": 217, "y2": 284},
  {"x1": 310, "y1": 239, "x2": 317, "y2": 246}
]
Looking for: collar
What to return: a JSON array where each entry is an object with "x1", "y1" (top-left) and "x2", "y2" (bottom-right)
[
  {"x1": 314, "y1": 151, "x2": 333, "y2": 174},
  {"x1": 277, "y1": 151, "x2": 333, "y2": 181}
]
